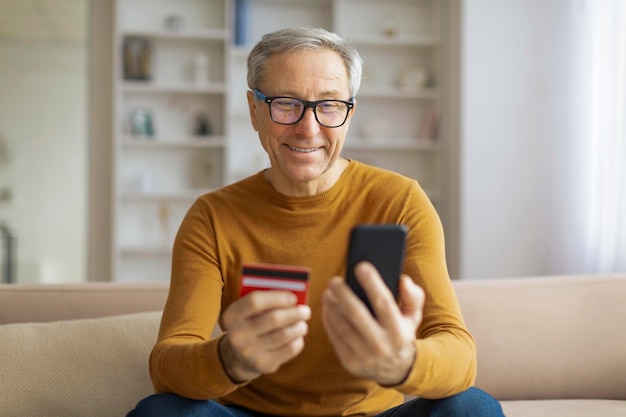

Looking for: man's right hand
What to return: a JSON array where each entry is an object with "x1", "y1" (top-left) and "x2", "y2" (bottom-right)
[{"x1": 218, "y1": 290, "x2": 311, "y2": 383}]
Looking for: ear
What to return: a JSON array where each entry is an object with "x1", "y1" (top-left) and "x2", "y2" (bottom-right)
[
  {"x1": 247, "y1": 90, "x2": 259, "y2": 132},
  {"x1": 346, "y1": 98, "x2": 357, "y2": 123}
]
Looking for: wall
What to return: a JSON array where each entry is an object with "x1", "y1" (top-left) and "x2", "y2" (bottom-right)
[
  {"x1": 86, "y1": 0, "x2": 577, "y2": 282},
  {"x1": 460, "y1": 0, "x2": 567, "y2": 279},
  {"x1": 0, "y1": 41, "x2": 87, "y2": 283}
]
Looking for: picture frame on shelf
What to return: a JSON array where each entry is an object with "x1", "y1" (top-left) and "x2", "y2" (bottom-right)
[{"x1": 123, "y1": 37, "x2": 152, "y2": 81}]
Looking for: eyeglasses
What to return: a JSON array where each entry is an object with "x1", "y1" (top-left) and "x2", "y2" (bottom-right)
[{"x1": 253, "y1": 89, "x2": 354, "y2": 128}]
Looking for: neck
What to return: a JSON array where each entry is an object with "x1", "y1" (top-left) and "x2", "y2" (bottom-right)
[{"x1": 264, "y1": 158, "x2": 349, "y2": 197}]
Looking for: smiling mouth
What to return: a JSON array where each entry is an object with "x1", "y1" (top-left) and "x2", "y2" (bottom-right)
[{"x1": 287, "y1": 145, "x2": 320, "y2": 153}]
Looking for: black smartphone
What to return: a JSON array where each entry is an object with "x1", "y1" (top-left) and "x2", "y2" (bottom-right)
[{"x1": 345, "y1": 224, "x2": 408, "y2": 315}]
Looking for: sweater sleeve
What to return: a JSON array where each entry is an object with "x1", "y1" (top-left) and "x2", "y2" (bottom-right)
[
  {"x1": 148, "y1": 199, "x2": 244, "y2": 399},
  {"x1": 392, "y1": 182, "x2": 476, "y2": 398}
]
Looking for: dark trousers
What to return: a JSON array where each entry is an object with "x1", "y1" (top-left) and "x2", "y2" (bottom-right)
[{"x1": 127, "y1": 387, "x2": 505, "y2": 417}]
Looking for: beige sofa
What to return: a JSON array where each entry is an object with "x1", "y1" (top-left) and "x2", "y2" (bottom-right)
[{"x1": 1, "y1": 274, "x2": 625, "y2": 417}]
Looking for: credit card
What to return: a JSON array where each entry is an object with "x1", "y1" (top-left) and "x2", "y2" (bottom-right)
[{"x1": 240, "y1": 262, "x2": 311, "y2": 305}]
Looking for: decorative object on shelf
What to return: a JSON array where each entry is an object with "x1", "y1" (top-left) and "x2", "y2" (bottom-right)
[
  {"x1": 157, "y1": 202, "x2": 173, "y2": 245},
  {"x1": 418, "y1": 109, "x2": 439, "y2": 140},
  {"x1": 0, "y1": 187, "x2": 12, "y2": 204},
  {"x1": 396, "y1": 67, "x2": 429, "y2": 91},
  {"x1": 123, "y1": 37, "x2": 152, "y2": 81},
  {"x1": 0, "y1": 132, "x2": 10, "y2": 164},
  {"x1": 129, "y1": 108, "x2": 155, "y2": 137},
  {"x1": 234, "y1": 0, "x2": 249, "y2": 46},
  {"x1": 193, "y1": 53, "x2": 209, "y2": 84},
  {"x1": 193, "y1": 113, "x2": 213, "y2": 137},
  {"x1": 361, "y1": 117, "x2": 393, "y2": 141},
  {"x1": 0, "y1": 222, "x2": 15, "y2": 283},
  {"x1": 164, "y1": 14, "x2": 184, "y2": 31},
  {"x1": 136, "y1": 172, "x2": 158, "y2": 193},
  {"x1": 381, "y1": 18, "x2": 399, "y2": 38}
]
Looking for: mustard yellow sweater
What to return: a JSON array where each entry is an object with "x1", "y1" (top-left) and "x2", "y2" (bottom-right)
[{"x1": 150, "y1": 160, "x2": 476, "y2": 417}]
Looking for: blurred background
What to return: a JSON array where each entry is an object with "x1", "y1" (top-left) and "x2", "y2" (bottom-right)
[{"x1": 0, "y1": 0, "x2": 624, "y2": 284}]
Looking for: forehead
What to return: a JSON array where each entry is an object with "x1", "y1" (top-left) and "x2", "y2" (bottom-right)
[{"x1": 261, "y1": 49, "x2": 350, "y2": 96}]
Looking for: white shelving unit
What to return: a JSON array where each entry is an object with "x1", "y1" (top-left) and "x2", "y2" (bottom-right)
[
  {"x1": 112, "y1": 0, "x2": 231, "y2": 281},
  {"x1": 111, "y1": 0, "x2": 457, "y2": 282},
  {"x1": 335, "y1": 0, "x2": 442, "y2": 201}
]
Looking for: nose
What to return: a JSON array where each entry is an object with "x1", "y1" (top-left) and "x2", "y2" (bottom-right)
[{"x1": 294, "y1": 107, "x2": 320, "y2": 136}]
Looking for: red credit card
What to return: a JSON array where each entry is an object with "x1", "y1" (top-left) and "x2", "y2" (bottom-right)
[{"x1": 240, "y1": 263, "x2": 311, "y2": 305}]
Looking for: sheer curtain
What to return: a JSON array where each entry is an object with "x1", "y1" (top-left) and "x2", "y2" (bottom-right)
[{"x1": 552, "y1": 0, "x2": 626, "y2": 273}]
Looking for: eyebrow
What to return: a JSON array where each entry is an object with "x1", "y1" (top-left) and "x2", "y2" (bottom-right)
[{"x1": 272, "y1": 90, "x2": 348, "y2": 100}]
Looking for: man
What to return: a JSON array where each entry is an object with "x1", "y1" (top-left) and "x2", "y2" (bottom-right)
[{"x1": 127, "y1": 27, "x2": 503, "y2": 417}]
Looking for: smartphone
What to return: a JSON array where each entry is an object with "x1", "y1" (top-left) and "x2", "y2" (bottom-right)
[
  {"x1": 345, "y1": 224, "x2": 408, "y2": 315},
  {"x1": 240, "y1": 262, "x2": 311, "y2": 305}
]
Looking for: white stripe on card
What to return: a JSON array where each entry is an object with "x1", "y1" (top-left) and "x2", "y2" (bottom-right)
[{"x1": 242, "y1": 277, "x2": 307, "y2": 291}]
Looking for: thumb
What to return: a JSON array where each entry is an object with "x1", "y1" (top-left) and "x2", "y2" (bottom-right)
[{"x1": 398, "y1": 275, "x2": 425, "y2": 324}]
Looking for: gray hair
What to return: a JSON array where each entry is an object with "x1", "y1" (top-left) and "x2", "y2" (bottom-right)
[{"x1": 247, "y1": 27, "x2": 363, "y2": 97}]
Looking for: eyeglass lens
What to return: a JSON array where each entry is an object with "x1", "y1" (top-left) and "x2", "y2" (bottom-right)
[{"x1": 270, "y1": 98, "x2": 349, "y2": 127}]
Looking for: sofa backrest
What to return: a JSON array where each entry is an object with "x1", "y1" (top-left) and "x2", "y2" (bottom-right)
[
  {"x1": 1, "y1": 274, "x2": 625, "y2": 410},
  {"x1": 0, "y1": 282, "x2": 169, "y2": 324},
  {"x1": 455, "y1": 274, "x2": 626, "y2": 401}
]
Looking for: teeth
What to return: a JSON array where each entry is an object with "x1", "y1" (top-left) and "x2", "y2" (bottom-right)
[{"x1": 288, "y1": 145, "x2": 319, "y2": 153}]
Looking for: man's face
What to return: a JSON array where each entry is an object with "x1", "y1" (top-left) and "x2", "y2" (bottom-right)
[{"x1": 247, "y1": 49, "x2": 355, "y2": 196}]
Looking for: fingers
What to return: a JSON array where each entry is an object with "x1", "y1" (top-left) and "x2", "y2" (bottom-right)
[
  {"x1": 220, "y1": 290, "x2": 311, "y2": 381},
  {"x1": 223, "y1": 290, "x2": 299, "y2": 324},
  {"x1": 321, "y1": 264, "x2": 425, "y2": 384},
  {"x1": 398, "y1": 275, "x2": 425, "y2": 322},
  {"x1": 233, "y1": 304, "x2": 310, "y2": 349},
  {"x1": 354, "y1": 262, "x2": 399, "y2": 319},
  {"x1": 352, "y1": 262, "x2": 424, "y2": 331},
  {"x1": 225, "y1": 291, "x2": 310, "y2": 338}
]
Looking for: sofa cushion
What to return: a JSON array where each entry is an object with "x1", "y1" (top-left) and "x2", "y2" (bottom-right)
[
  {"x1": 0, "y1": 311, "x2": 161, "y2": 417},
  {"x1": 502, "y1": 399, "x2": 626, "y2": 417}
]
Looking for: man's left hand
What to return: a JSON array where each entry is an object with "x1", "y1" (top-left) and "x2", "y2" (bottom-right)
[{"x1": 321, "y1": 261, "x2": 425, "y2": 386}]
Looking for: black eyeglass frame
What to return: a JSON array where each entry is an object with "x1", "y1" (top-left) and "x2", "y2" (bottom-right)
[{"x1": 252, "y1": 89, "x2": 355, "y2": 128}]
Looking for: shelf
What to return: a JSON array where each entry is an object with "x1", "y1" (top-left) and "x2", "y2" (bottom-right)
[
  {"x1": 231, "y1": 47, "x2": 252, "y2": 58},
  {"x1": 358, "y1": 86, "x2": 438, "y2": 99},
  {"x1": 120, "y1": 245, "x2": 173, "y2": 256},
  {"x1": 121, "y1": 28, "x2": 229, "y2": 41},
  {"x1": 347, "y1": 34, "x2": 439, "y2": 47},
  {"x1": 121, "y1": 189, "x2": 211, "y2": 201},
  {"x1": 344, "y1": 138, "x2": 438, "y2": 151},
  {"x1": 122, "y1": 136, "x2": 226, "y2": 148},
  {"x1": 121, "y1": 81, "x2": 227, "y2": 94}
]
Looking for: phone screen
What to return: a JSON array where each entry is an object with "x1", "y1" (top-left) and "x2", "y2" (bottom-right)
[{"x1": 345, "y1": 224, "x2": 408, "y2": 315}]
